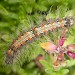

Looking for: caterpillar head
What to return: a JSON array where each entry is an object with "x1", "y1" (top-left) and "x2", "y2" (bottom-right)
[{"x1": 64, "y1": 17, "x2": 74, "y2": 27}]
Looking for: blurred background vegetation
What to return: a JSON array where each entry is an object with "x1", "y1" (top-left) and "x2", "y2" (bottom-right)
[{"x1": 0, "y1": 0, "x2": 75, "y2": 75}]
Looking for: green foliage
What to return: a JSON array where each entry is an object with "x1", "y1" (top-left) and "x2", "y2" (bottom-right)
[
  {"x1": 40, "y1": 60, "x2": 69, "y2": 75},
  {"x1": 0, "y1": 0, "x2": 75, "y2": 75}
]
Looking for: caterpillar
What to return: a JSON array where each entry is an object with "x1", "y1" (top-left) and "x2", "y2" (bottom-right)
[{"x1": 5, "y1": 17, "x2": 74, "y2": 64}]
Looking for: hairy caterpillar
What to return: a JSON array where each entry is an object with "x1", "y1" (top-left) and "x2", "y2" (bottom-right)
[{"x1": 5, "y1": 17, "x2": 74, "y2": 64}]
